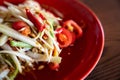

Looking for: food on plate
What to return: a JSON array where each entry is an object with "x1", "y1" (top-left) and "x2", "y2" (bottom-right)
[{"x1": 0, "y1": 0, "x2": 83, "y2": 80}]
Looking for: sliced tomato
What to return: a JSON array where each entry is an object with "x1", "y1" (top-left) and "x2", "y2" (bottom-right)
[
  {"x1": 12, "y1": 21, "x2": 31, "y2": 36},
  {"x1": 49, "y1": 63, "x2": 59, "y2": 70},
  {"x1": 63, "y1": 20, "x2": 83, "y2": 39},
  {"x1": 55, "y1": 28, "x2": 73, "y2": 48},
  {"x1": 12, "y1": 21, "x2": 27, "y2": 30},
  {"x1": 70, "y1": 32, "x2": 76, "y2": 43}
]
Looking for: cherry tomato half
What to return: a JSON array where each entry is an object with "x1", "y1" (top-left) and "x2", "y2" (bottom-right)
[
  {"x1": 12, "y1": 21, "x2": 31, "y2": 36},
  {"x1": 49, "y1": 63, "x2": 59, "y2": 71},
  {"x1": 63, "y1": 20, "x2": 83, "y2": 39},
  {"x1": 55, "y1": 28, "x2": 73, "y2": 48},
  {"x1": 12, "y1": 21, "x2": 26, "y2": 30}
]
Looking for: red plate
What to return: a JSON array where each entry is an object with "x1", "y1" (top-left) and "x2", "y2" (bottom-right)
[{"x1": 0, "y1": 0, "x2": 104, "y2": 80}]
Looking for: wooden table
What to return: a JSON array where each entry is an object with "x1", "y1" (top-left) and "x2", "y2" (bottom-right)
[{"x1": 80, "y1": 0, "x2": 120, "y2": 80}]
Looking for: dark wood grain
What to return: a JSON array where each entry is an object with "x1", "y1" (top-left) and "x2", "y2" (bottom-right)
[{"x1": 80, "y1": 0, "x2": 120, "y2": 80}]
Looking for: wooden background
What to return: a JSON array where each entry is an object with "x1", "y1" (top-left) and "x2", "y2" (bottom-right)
[{"x1": 80, "y1": 0, "x2": 120, "y2": 80}]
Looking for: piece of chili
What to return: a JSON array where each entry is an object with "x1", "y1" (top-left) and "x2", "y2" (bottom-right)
[
  {"x1": 26, "y1": 9, "x2": 45, "y2": 32},
  {"x1": 39, "y1": 13, "x2": 46, "y2": 20}
]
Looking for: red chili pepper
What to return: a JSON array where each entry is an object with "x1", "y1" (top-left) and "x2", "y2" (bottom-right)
[
  {"x1": 63, "y1": 20, "x2": 83, "y2": 39},
  {"x1": 55, "y1": 28, "x2": 73, "y2": 48},
  {"x1": 39, "y1": 13, "x2": 46, "y2": 20},
  {"x1": 26, "y1": 9, "x2": 45, "y2": 32}
]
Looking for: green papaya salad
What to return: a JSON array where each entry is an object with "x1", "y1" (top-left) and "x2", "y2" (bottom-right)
[{"x1": 0, "y1": 0, "x2": 83, "y2": 80}]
